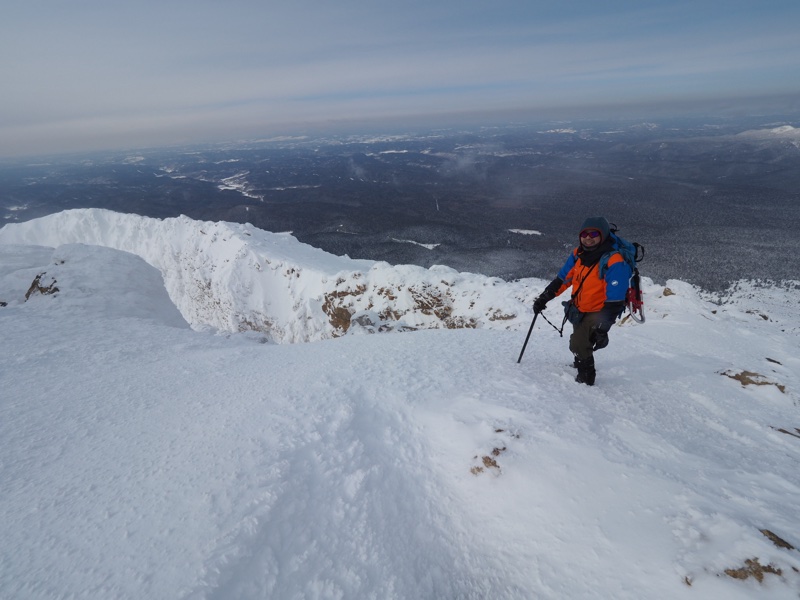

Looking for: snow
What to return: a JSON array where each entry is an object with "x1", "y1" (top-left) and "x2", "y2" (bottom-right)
[
  {"x1": 736, "y1": 125, "x2": 800, "y2": 139},
  {"x1": 217, "y1": 172, "x2": 265, "y2": 202},
  {"x1": 542, "y1": 128, "x2": 577, "y2": 134},
  {"x1": 0, "y1": 209, "x2": 532, "y2": 342},
  {"x1": 390, "y1": 238, "x2": 440, "y2": 250},
  {"x1": 508, "y1": 229, "x2": 543, "y2": 236},
  {"x1": 1, "y1": 211, "x2": 800, "y2": 599}
]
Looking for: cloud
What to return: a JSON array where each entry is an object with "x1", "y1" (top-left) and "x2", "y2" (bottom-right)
[{"x1": 2, "y1": 1, "x2": 800, "y2": 156}]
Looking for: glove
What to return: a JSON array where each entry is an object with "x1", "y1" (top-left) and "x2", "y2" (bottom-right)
[
  {"x1": 591, "y1": 329, "x2": 609, "y2": 350},
  {"x1": 591, "y1": 301, "x2": 624, "y2": 350},
  {"x1": 534, "y1": 278, "x2": 562, "y2": 314}
]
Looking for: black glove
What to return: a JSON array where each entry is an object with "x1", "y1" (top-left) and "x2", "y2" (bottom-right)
[
  {"x1": 590, "y1": 325, "x2": 610, "y2": 350},
  {"x1": 534, "y1": 278, "x2": 562, "y2": 314},
  {"x1": 590, "y1": 302, "x2": 621, "y2": 350}
]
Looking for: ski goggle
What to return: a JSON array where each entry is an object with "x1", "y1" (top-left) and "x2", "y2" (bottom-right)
[{"x1": 579, "y1": 230, "x2": 602, "y2": 239}]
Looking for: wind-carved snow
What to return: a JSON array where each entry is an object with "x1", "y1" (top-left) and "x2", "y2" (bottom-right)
[
  {"x1": 1, "y1": 235, "x2": 799, "y2": 599},
  {"x1": 0, "y1": 209, "x2": 533, "y2": 343}
]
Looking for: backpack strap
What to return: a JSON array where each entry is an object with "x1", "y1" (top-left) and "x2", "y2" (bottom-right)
[
  {"x1": 557, "y1": 261, "x2": 599, "y2": 333},
  {"x1": 569, "y1": 260, "x2": 598, "y2": 304}
]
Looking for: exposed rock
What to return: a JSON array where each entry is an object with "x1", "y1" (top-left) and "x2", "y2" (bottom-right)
[
  {"x1": 761, "y1": 529, "x2": 796, "y2": 551},
  {"x1": 771, "y1": 427, "x2": 800, "y2": 440},
  {"x1": 722, "y1": 370, "x2": 786, "y2": 393},
  {"x1": 322, "y1": 286, "x2": 366, "y2": 336},
  {"x1": 347, "y1": 310, "x2": 416, "y2": 335},
  {"x1": 724, "y1": 558, "x2": 782, "y2": 583},
  {"x1": 25, "y1": 273, "x2": 59, "y2": 300}
]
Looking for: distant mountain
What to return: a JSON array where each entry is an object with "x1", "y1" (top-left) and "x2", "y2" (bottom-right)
[{"x1": 736, "y1": 124, "x2": 800, "y2": 141}]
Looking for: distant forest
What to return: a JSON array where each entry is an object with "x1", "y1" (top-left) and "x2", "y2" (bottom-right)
[{"x1": 2, "y1": 116, "x2": 799, "y2": 291}]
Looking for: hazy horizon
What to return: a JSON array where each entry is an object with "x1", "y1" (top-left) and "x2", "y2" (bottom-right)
[{"x1": 3, "y1": 1, "x2": 800, "y2": 158}]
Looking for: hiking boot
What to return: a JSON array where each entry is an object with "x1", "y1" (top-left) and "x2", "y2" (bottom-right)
[{"x1": 574, "y1": 356, "x2": 596, "y2": 386}]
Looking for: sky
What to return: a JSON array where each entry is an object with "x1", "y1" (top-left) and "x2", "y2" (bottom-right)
[
  {"x1": 1, "y1": 209, "x2": 800, "y2": 598},
  {"x1": 2, "y1": 0, "x2": 800, "y2": 157}
]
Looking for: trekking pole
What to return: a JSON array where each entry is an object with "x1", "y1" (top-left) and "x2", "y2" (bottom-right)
[{"x1": 516, "y1": 312, "x2": 539, "y2": 363}]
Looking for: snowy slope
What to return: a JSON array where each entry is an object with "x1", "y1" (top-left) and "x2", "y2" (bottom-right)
[{"x1": 1, "y1": 214, "x2": 800, "y2": 599}]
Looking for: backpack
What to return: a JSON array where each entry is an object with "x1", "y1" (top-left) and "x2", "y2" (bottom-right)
[{"x1": 601, "y1": 225, "x2": 646, "y2": 324}]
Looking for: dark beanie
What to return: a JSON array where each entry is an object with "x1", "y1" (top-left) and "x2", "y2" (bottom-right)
[{"x1": 580, "y1": 216, "x2": 611, "y2": 242}]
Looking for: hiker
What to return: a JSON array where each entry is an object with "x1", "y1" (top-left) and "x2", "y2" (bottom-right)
[{"x1": 532, "y1": 217, "x2": 633, "y2": 386}]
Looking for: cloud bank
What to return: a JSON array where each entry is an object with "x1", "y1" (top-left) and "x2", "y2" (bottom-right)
[{"x1": 2, "y1": 1, "x2": 800, "y2": 156}]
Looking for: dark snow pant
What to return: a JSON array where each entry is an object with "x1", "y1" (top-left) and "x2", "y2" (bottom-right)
[
  {"x1": 569, "y1": 304, "x2": 621, "y2": 385},
  {"x1": 569, "y1": 310, "x2": 607, "y2": 360}
]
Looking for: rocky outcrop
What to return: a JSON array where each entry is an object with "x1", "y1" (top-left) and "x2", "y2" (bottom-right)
[{"x1": 25, "y1": 273, "x2": 59, "y2": 300}]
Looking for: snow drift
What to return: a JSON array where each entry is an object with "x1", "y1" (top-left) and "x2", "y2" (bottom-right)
[
  {"x1": 1, "y1": 210, "x2": 799, "y2": 599},
  {"x1": 0, "y1": 209, "x2": 533, "y2": 343}
]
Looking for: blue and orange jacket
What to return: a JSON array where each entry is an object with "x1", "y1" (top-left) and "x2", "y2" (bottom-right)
[{"x1": 555, "y1": 248, "x2": 632, "y2": 313}]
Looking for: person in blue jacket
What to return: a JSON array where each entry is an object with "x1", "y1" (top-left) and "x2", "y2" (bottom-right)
[{"x1": 533, "y1": 217, "x2": 632, "y2": 385}]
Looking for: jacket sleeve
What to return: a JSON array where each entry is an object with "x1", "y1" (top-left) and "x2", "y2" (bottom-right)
[
  {"x1": 555, "y1": 250, "x2": 578, "y2": 294},
  {"x1": 603, "y1": 257, "x2": 633, "y2": 303},
  {"x1": 538, "y1": 277, "x2": 563, "y2": 302}
]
